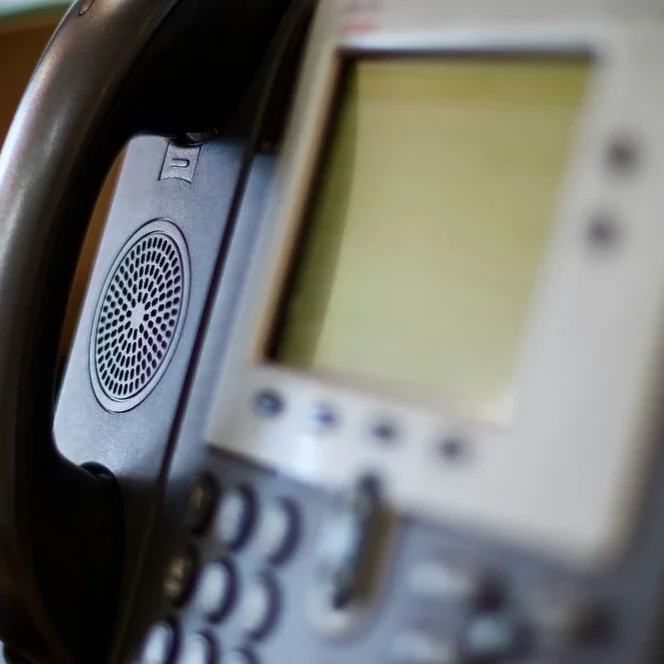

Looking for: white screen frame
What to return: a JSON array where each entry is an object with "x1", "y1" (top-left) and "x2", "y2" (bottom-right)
[{"x1": 206, "y1": 0, "x2": 664, "y2": 569}]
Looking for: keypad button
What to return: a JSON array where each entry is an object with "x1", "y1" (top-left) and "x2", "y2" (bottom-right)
[
  {"x1": 185, "y1": 475, "x2": 219, "y2": 535},
  {"x1": 391, "y1": 631, "x2": 459, "y2": 663},
  {"x1": 226, "y1": 650, "x2": 258, "y2": 664},
  {"x1": 196, "y1": 561, "x2": 236, "y2": 622},
  {"x1": 163, "y1": 548, "x2": 198, "y2": 606},
  {"x1": 258, "y1": 499, "x2": 300, "y2": 564},
  {"x1": 407, "y1": 560, "x2": 482, "y2": 603},
  {"x1": 141, "y1": 621, "x2": 177, "y2": 664},
  {"x1": 241, "y1": 573, "x2": 280, "y2": 640},
  {"x1": 217, "y1": 487, "x2": 256, "y2": 550},
  {"x1": 178, "y1": 633, "x2": 216, "y2": 664}
]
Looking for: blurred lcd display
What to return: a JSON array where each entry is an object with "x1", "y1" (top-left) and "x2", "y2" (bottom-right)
[{"x1": 269, "y1": 57, "x2": 590, "y2": 422}]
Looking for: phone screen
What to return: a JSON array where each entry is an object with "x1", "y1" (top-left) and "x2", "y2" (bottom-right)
[{"x1": 269, "y1": 56, "x2": 590, "y2": 422}]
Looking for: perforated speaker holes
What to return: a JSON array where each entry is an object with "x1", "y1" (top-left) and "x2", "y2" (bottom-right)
[{"x1": 90, "y1": 220, "x2": 190, "y2": 413}]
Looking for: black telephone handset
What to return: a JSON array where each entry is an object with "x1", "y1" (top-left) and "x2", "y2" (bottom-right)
[{"x1": 0, "y1": 0, "x2": 306, "y2": 661}]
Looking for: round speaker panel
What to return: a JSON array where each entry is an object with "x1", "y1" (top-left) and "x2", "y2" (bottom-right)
[{"x1": 90, "y1": 219, "x2": 190, "y2": 413}]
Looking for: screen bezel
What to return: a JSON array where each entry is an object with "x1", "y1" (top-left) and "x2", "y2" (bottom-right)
[{"x1": 205, "y1": 0, "x2": 664, "y2": 570}]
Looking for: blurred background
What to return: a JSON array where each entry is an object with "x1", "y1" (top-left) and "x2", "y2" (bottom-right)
[{"x1": 0, "y1": 1, "x2": 121, "y2": 363}]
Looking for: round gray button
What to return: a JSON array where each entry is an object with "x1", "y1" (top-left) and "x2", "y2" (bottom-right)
[
  {"x1": 141, "y1": 621, "x2": 176, "y2": 664},
  {"x1": 217, "y1": 487, "x2": 255, "y2": 549},
  {"x1": 258, "y1": 499, "x2": 299, "y2": 563},
  {"x1": 241, "y1": 574, "x2": 279, "y2": 639},
  {"x1": 163, "y1": 548, "x2": 197, "y2": 605},
  {"x1": 391, "y1": 631, "x2": 459, "y2": 663},
  {"x1": 179, "y1": 633, "x2": 215, "y2": 664},
  {"x1": 196, "y1": 561, "x2": 236, "y2": 622}
]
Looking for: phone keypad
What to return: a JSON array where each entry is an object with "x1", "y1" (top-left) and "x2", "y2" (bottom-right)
[{"x1": 137, "y1": 453, "x2": 618, "y2": 664}]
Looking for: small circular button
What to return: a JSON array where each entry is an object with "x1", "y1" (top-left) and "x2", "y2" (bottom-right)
[
  {"x1": 391, "y1": 631, "x2": 458, "y2": 663},
  {"x1": 195, "y1": 561, "x2": 236, "y2": 622},
  {"x1": 163, "y1": 548, "x2": 198, "y2": 606},
  {"x1": 184, "y1": 475, "x2": 219, "y2": 535},
  {"x1": 258, "y1": 499, "x2": 300, "y2": 564},
  {"x1": 217, "y1": 487, "x2": 256, "y2": 550},
  {"x1": 372, "y1": 420, "x2": 398, "y2": 444},
  {"x1": 312, "y1": 403, "x2": 338, "y2": 430},
  {"x1": 226, "y1": 650, "x2": 258, "y2": 664},
  {"x1": 178, "y1": 633, "x2": 216, "y2": 664},
  {"x1": 254, "y1": 390, "x2": 284, "y2": 417},
  {"x1": 241, "y1": 573, "x2": 280, "y2": 640},
  {"x1": 141, "y1": 621, "x2": 177, "y2": 664}
]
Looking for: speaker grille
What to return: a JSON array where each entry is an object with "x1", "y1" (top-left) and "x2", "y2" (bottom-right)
[{"x1": 90, "y1": 220, "x2": 190, "y2": 413}]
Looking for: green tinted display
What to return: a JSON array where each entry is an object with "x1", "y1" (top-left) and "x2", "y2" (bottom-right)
[{"x1": 270, "y1": 57, "x2": 590, "y2": 422}]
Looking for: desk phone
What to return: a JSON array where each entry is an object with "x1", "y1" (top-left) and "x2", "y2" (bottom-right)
[{"x1": 1, "y1": 0, "x2": 664, "y2": 662}]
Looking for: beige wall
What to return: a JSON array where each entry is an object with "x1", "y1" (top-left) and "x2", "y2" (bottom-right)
[{"x1": 0, "y1": 20, "x2": 118, "y2": 357}]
